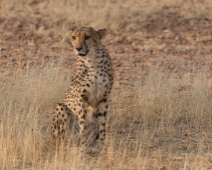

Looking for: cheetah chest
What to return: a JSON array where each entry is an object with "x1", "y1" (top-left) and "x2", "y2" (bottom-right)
[{"x1": 86, "y1": 73, "x2": 110, "y2": 107}]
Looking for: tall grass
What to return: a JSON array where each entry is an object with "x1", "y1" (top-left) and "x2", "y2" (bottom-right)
[{"x1": 1, "y1": 63, "x2": 212, "y2": 169}]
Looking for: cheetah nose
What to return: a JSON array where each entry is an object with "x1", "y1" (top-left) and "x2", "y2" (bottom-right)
[{"x1": 76, "y1": 47, "x2": 82, "y2": 51}]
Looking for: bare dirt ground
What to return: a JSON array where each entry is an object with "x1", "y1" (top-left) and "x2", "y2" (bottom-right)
[
  {"x1": 1, "y1": 1, "x2": 212, "y2": 83},
  {"x1": 1, "y1": 0, "x2": 212, "y2": 169}
]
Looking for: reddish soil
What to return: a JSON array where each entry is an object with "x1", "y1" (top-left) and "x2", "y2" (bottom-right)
[{"x1": 1, "y1": 10, "x2": 212, "y2": 84}]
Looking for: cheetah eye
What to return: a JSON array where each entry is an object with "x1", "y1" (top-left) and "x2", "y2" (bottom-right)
[
  {"x1": 85, "y1": 36, "x2": 91, "y2": 40},
  {"x1": 71, "y1": 36, "x2": 76, "y2": 40}
]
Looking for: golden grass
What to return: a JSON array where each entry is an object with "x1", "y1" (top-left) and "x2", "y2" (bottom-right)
[{"x1": 1, "y1": 63, "x2": 212, "y2": 169}]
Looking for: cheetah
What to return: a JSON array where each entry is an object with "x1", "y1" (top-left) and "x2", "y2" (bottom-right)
[{"x1": 51, "y1": 27, "x2": 113, "y2": 153}]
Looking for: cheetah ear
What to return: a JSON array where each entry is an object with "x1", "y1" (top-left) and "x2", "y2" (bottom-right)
[{"x1": 97, "y1": 28, "x2": 106, "y2": 39}]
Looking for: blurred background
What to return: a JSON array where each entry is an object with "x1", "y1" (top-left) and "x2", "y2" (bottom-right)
[{"x1": 1, "y1": 0, "x2": 212, "y2": 78}]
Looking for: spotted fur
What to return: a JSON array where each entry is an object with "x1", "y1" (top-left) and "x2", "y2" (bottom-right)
[{"x1": 51, "y1": 27, "x2": 113, "y2": 153}]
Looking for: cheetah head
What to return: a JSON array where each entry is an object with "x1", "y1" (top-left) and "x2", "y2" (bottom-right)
[{"x1": 70, "y1": 27, "x2": 106, "y2": 57}]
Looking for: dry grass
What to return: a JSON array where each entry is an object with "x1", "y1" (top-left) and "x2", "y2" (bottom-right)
[{"x1": 1, "y1": 63, "x2": 212, "y2": 169}]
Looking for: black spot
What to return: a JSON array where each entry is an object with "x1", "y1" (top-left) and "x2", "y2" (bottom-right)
[
  {"x1": 101, "y1": 123, "x2": 106, "y2": 126},
  {"x1": 62, "y1": 114, "x2": 65, "y2": 117},
  {"x1": 96, "y1": 134, "x2": 99, "y2": 140},
  {"x1": 86, "y1": 84, "x2": 90, "y2": 87},
  {"x1": 99, "y1": 98, "x2": 107, "y2": 103},
  {"x1": 98, "y1": 112, "x2": 103, "y2": 116},
  {"x1": 80, "y1": 121, "x2": 84, "y2": 125},
  {"x1": 103, "y1": 111, "x2": 107, "y2": 116},
  {"x1": 100, "y1": 130, "x2": 105, "y2": 133},
  {"x1": 61, "y1": 108, "x2": 63, "y2": 111}
]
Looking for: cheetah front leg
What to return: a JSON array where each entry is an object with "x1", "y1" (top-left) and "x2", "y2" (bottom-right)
[
  {"x1": 94, "y1": 98, "x2": 108, "y2": 152},
  {"x1": 51, "y1": 103, "x2": 71, "y2": 144},
  {"x1": 73, "y1": 101, "x2": 88, "y2": 150}
]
